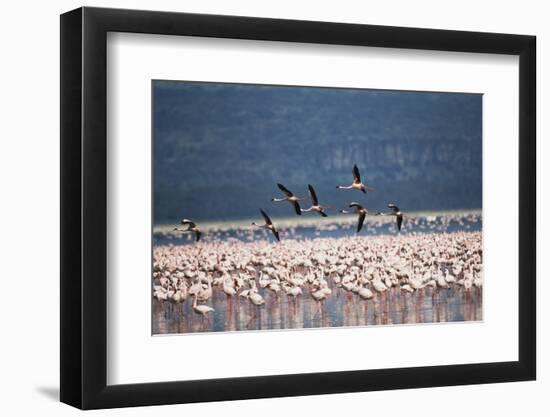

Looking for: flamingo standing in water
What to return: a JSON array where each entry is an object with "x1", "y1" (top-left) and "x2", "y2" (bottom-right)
[
  {"x1": 272, "y1": 183, "x2": 304, "y2": 215},
  {"x1": 336, "y1": 164, "x2": 374, "y2": 194},
  {"x1": 192, "y1": 293, "x2": 214, "y2": 316}
]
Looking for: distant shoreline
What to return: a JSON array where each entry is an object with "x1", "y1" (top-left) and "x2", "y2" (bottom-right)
[{"x1": 154, "y1": 208, "x2": 482, "y2": 233}]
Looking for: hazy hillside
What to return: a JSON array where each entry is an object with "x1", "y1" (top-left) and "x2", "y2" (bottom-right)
[{"x1": 153, "y1": 81, "x2": 482, "y2": 223}]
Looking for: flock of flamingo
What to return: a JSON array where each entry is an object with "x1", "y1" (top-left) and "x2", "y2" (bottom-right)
[
  {"x1": 153, "y1": 164, "x2": 483, "y2": 326},
  {"x1": 174, "y1": 164, "x2": 404, "y2": 242}
]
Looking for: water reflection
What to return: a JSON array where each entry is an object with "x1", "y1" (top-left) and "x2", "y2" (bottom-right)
[{"x1": 153, "y1": 284, "x2": 482, "y2": 335}]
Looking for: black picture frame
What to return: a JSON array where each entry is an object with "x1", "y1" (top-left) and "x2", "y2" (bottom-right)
[{"x1": 60, "y1": 6, "x2": 536, "y2": 410}]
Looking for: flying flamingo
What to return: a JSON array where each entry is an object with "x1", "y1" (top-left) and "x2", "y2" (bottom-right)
[
  {"x1": 386, "y1": 203, "x2": 405, "y2": 231},
  {"x1": 336, "y1": 164, "x2": 374, "y2": 194},
  {"x1": 340, "y1": 202, "x2": 380, "y2": 233},
  {"x1": 174, "y1": 219, "x2": 201, "y2": 242},
  {"x1": 301, "y1": 184, "x2": 331, "y2": 217},
  {"x1": 271, "y1": 183, "x2": 304, "y2": 215},
  {"x1": 251, "y1": 209, "x2": 280, "y2": 241}
]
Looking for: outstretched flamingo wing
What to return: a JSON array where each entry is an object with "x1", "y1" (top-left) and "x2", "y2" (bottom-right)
[
  {"x1": 181, "y1": 219, "x2": 196, "y2": 228},
  {"x1": 357, "y1": 212, "x2": 366, "y2": 233},
  {"x1": 277, "y1": 183, "x2": 294, "y2": 197},
  {"x1": 352, "y1": 164, "x2": 361, "y2": 183},
  {"x1": 387, "y1": 203, "x2": 400, "y2": 213},
  {"x1": 260, "y1": 209, "x2": 273, "y2": 225},
  {"x1": 308, "y1": 184, "x2": 319, "y2": 206},
  {"x1": 291, "y1": 201, "x2": 302, "y2": 216},
  {"x1": 396, "y1": 214, "x2": 403, "y2": 231}
]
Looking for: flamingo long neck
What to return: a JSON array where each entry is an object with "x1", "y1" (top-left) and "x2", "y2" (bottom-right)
[
  {"x1": 338, "y1": 185, "x2": 353, "y2": 189},
  {"x1": 272, "y1": 197, "x2": 287, "y2": 202}
]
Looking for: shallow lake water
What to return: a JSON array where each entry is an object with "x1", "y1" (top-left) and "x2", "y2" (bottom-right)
[
  {"x1": 153, "y1": 284, "x2": 482, "y2": 335},
  {"x1": 153, "y1": 213, "x2": 482, "y2": 335}
]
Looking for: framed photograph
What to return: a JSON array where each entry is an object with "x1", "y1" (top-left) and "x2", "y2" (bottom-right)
[{"x1": 60, "y1": 6, "x2": 536, "y2": 409}]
